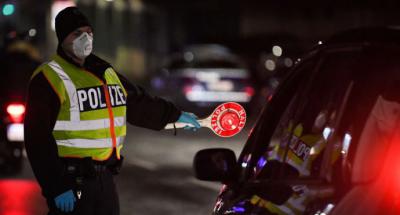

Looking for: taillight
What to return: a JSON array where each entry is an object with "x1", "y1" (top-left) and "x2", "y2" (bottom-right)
[
  {"x1": 6, "y1": 103, "x2": 25, "y2": 123},
  {"x1": 244, "y1": 86, "x2": 255, "y2": 97}
]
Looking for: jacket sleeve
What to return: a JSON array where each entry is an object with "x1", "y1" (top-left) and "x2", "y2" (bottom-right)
[
  {"x1": 24, "y1": 72, "x2": 74, "y2": 199},
  {"x1": 117, "y1": 73, "x2": 181, "y2": 130}
]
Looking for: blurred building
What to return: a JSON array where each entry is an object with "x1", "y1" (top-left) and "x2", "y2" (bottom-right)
[
  {"x1": 3, "y1": 0, "x2": 400, "y2": 83},
  {"x1": 75, "y1": 0, "x2": 240, "y2": 82}
]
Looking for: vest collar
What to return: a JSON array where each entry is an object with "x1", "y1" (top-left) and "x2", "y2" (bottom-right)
[
  {"x1": 55, "y1": 46, "x2": 112, "y2": 79},
  {"x1": 52, "y1": 54, "x2": 84, "y2": 73}
]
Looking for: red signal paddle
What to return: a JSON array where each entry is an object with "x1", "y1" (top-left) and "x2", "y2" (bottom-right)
[{"x1": 165, "y1": 102, "x2": 246, "y2": 137}]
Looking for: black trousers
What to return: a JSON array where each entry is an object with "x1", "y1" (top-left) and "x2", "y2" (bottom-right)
[{"x1": 47, "y1": 169, "x2": 119, "y2": 215}]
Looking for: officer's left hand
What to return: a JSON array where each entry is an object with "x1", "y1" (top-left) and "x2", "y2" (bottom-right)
[
  {"x1": 177, "y1": 112, "x2": 201, "y2": 131},
  {"x1": 54, "y1": 190, "x2": 77, "y2": 213}
]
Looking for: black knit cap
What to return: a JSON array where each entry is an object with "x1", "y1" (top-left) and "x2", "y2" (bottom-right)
[{"x1": 55, "y1": 7, "x2": 92, "y2": 43}]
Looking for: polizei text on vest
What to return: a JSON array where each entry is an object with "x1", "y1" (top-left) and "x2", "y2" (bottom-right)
[{"x1": 77, "y1": 85, "x2": 126, "y2": 112}]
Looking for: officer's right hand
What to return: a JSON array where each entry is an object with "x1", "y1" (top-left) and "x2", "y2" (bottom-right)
[
  {"x1": 177, "y1": 112, "x2": 201, "y2": 131},
  {"x1": 54, "y1": 189, "x2": 76, "y2": 212}
]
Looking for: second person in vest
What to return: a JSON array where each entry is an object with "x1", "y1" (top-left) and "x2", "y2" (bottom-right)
[{"x1": 24, "y1": 7, "x2": 200, "y2": 215}]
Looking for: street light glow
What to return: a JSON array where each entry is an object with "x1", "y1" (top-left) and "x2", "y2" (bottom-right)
[
  {"x1": 265, "y1": 59, "x2": 276, "y2": 71},
  {"x1": 2, "y1": 4, "x2": 15, "y2": 16},
  {"x1": 272, "y1": 45, "x2": 283, "y2": 57},
  {"x1": 29, "y1": 29, "x2": 37, "y2": 37}
]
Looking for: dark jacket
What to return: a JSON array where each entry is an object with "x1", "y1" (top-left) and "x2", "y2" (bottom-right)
[{"x1": 24, "y1": 48, "x2": 181, "y2": 199}]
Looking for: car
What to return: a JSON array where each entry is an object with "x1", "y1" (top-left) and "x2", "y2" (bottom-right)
[
  {"x1": 0, "y1": 39, "x2": 40, "y2": 173},
  {"x1": 193, "y1": 27, "x2": 400, "y2": 215},
  {"x1": 151, "y1": 44, "x2": 255, "y2": 117}
]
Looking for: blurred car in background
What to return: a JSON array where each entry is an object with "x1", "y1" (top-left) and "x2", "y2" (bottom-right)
[
  {"x1": 151, "y1": 44, "x2": 255, "y2": 117},
  {"x1": 0, "y1": 34, "x2": 40, "y2": 173},
  {"x1": 193, "y1": 27, "x2": 400, "y2": 215},
  {"x1": 232, "y1": 34, "x2": 306, "y2": 115}
]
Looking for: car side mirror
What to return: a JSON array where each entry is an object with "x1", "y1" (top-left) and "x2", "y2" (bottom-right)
[{"x1": 193, "y1": 148, "x2": 237, "y2": 183}]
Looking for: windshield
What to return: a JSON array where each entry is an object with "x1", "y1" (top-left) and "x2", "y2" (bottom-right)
[{"x1": 240, "y1": 47, "x2": 400, "y2": 183}]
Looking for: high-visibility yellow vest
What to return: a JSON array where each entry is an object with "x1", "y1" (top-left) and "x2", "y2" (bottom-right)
[
  {"x1": 31, "y1": 55, "x2": 127, "y2": 161},
  {"x1": 263, "y1": 123, "x2": 329, "y2": 214},
  {"x1": 268, "y1": 123, "x2": 326, "y2": 176}
]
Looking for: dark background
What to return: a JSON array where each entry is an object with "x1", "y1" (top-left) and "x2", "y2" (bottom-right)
[{"x1": 2, "y1": 0, "x2": 400, "y2": 82}]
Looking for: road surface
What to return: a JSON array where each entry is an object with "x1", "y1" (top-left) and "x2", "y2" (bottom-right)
[{"x1": 0, "y1": 123, "x2": 250, "y2": 215}]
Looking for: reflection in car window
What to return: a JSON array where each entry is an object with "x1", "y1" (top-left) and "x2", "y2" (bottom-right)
[
  {"x1": 254, "y1": 53, "x2": 354, "y2": 180},
  {"x1": 243, "y1": 52, "x2": 358, "y2": 215}
]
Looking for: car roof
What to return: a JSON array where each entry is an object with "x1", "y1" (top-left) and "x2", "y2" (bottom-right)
[
  {"x1": 326, "y1": 27, "x2": 400, "y2": 46},
  {"x1": 294, "y1": 27, "x2": 400, "y2": 68}
]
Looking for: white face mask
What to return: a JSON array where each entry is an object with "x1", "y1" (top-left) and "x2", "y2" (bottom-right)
[{"x1": 72, "y1": 32, "x2": 93, "y2": 59}]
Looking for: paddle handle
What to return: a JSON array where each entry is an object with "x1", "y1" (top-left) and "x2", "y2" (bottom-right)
[{"x1": 164, "y1": 117, "x2": 211, "y2": 129}]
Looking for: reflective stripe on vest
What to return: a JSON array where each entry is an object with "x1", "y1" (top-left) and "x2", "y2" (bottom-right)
[
  {"x1": 56, "y1": 136, "x2": 125, "y2": 148},
  {"x1": 36, "y1": 55, "x2": 127, "y2": 161},
  {"x1": 54, "y1": 116, "x2": 126, "y2": 131},
  {"x1": 48, "y1": 60, "x2": 80, "y2": 122}
]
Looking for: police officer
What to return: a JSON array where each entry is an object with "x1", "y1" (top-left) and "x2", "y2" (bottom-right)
[{"x1": 24, "y1": 7, "x2": 200, "y2": 215}]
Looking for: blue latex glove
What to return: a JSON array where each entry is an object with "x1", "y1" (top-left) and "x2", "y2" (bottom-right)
[
  {"x1": 177, "y1": 112, "x2": 201, "y2": 131},
  {"x1": 54, "y1": 190, "x2": 76, "y2": 213}
]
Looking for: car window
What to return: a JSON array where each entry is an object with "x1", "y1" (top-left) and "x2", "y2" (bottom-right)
[
  {"x1": 247, "y1": 51, "x2": 358, "y2": 181},
  {"x1": 333, "y1": 49, "x2": 400, "y2": 184},
  {"x1": 236, "y1": 58, "x2": 315, "y2": 181},
  {"x1": 243, "y1": 47, "x2": 400, "y2": 182}
]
